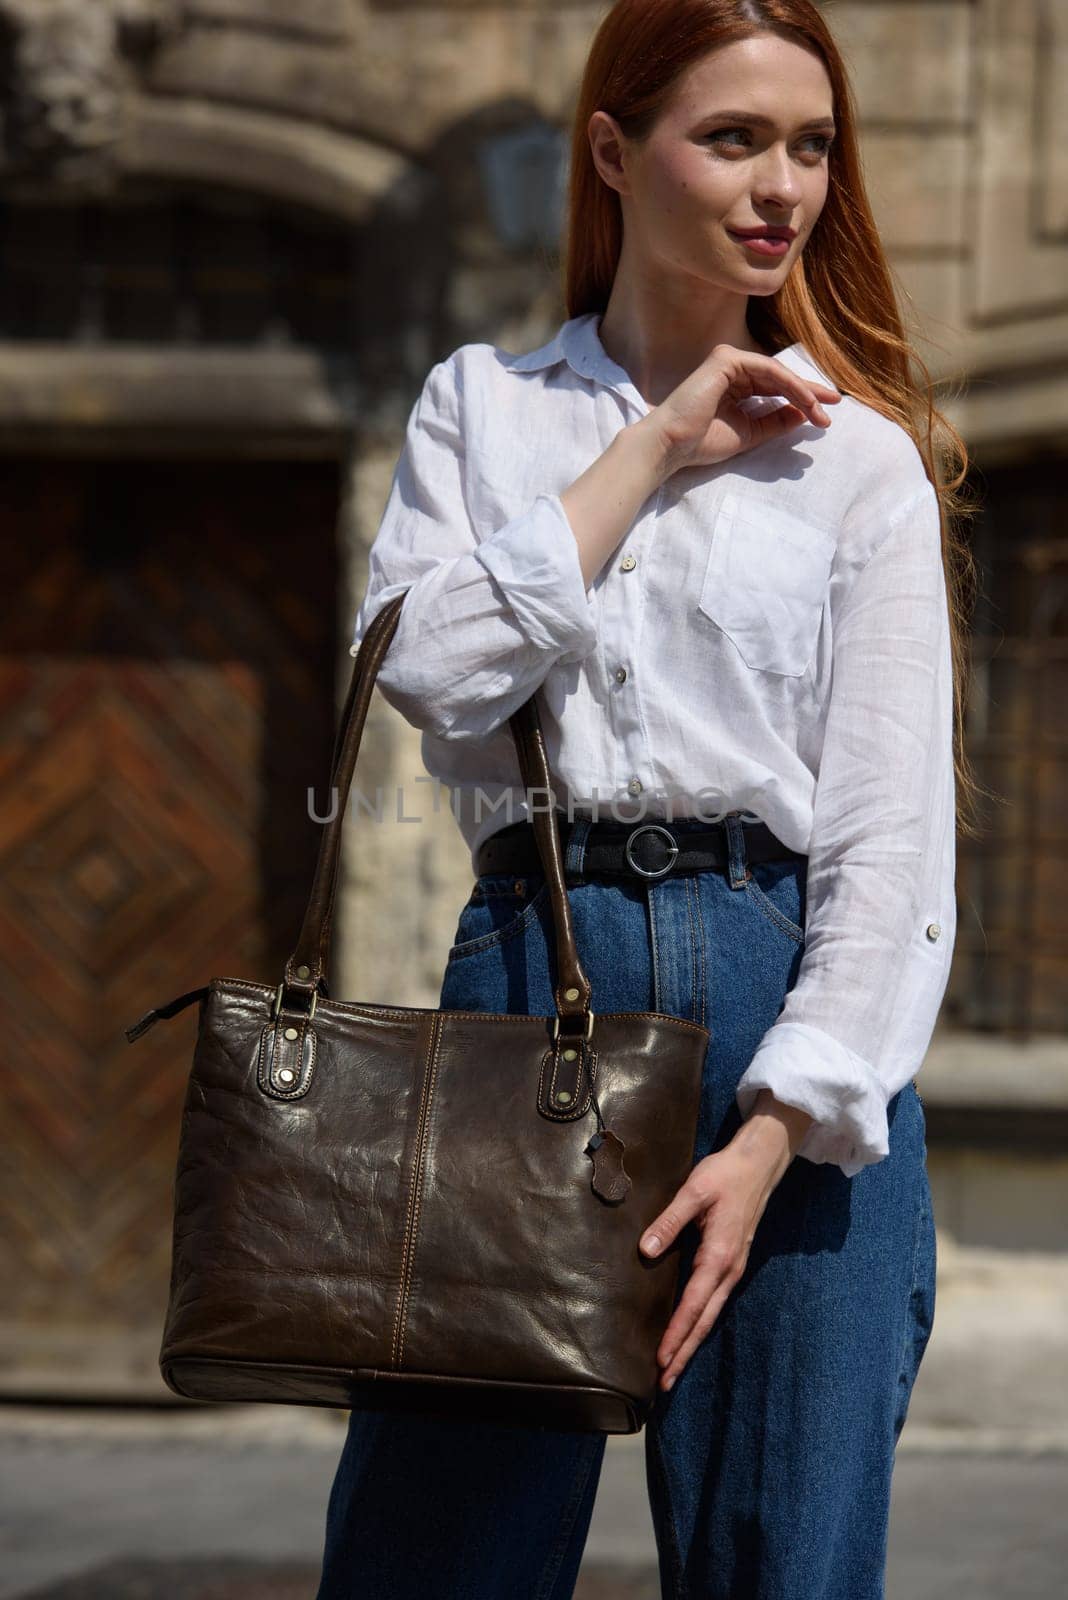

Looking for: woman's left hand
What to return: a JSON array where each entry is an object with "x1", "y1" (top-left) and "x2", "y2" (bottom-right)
[{"x1": 638, "y1": 1092, "x2": 814, "y2": 1391}]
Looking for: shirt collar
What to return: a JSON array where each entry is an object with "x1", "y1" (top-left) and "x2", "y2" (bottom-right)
[
  {"x1": 500, "y1": 313, "x2": 598, "y2": 376},
  {"x1": 500, "y1": 312, "x2": 655, "y2": 412},
  {"x1": 501, "y1": 312, "x2": 813, "y2": 408}
]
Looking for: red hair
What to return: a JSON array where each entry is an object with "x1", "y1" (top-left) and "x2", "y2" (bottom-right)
[{"x1": 564, "y1": 0, "x2": 983, "y2": 839}]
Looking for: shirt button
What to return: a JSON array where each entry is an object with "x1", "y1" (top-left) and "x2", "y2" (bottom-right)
[
  {"x1": 615, "y1": 666, "x2": 628, "y2": 683},
  {"x1": 628, "y1": 777, "x2": 642, "y2": 795},
  {"x1": 925, "y1": 922, "x2": 941, "y2": 941},
  {"x1": 620, "y1": 555, "x2": 636, "y2": 571}
]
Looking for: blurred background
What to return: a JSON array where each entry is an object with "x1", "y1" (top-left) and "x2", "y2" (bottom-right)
[{"x1": 0, "y1": 1, "x2": 1065, "y2": 1596}]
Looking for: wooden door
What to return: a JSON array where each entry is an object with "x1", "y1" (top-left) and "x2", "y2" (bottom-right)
[
  {"x1": 0, "y1": 455, "x2": 339, "y2": 1396},
  {"x1": 951, "y1": 457, "x2": 1068, "y2": 1034}
]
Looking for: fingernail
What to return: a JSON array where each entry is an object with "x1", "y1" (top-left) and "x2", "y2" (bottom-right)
[
  {"x1": 642, "y1": 1234, "x2": 661, "y2": 1255},
  {"x1": 665, "y1": 1374, "x2": 676, "y2": 1390}
]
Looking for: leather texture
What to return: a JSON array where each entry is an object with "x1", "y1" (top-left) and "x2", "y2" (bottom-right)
[{"x1": 126, "y1": 589, "x2": 711, "y2": 1434}]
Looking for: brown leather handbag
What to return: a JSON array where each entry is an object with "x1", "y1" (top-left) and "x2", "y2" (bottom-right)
[{"x1": 125, "y1": 590, "x2": 709, "y2": 1434}]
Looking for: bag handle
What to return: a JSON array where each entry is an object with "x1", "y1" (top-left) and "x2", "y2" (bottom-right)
[{"x1": 279, "y1": 590, "x2": 593, "y2": 1037}]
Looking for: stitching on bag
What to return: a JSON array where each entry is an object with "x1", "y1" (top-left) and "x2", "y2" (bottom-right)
[
  {"x1": 397, "y1": 1010, "x2": 444, "y2": 1371},
  {"x1": 211, "y1": 977, "x2": 712, "y2": 1037},
  {"x1": 392, "y1": 1012, "x2": 443, "y2": 1371}
]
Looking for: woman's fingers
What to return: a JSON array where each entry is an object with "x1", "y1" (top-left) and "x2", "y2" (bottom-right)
[
  {"x1": 752, "y1": 371, "x2": 838, "y2": 425},
  {"x1": 640, "y1": 1170, "x2": 714, "y2": 1258},
  {"x1": 656, "y1": 1243, "x2": 734, "y2": 1362},
  {"x1": 652, "y1": 344, "x2": 842, "y2": 471},
  {"x1": 659, "y1": 1266, "x2": 741, "y2": 1390},
  {"x1": 749, "y1": 401, "x2": 822, "y2": 446},
  {"x1": 719, "y1": 350, "x2": 842, "y2": 425}
]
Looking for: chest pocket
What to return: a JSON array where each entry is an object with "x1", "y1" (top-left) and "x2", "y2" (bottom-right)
[{"x1": 697, "y1": 491, "x2": 837, "y2": 677}]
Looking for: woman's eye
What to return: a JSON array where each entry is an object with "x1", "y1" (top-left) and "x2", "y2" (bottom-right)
[
  {"x1": 704, "y1": 128, "x2": 835, "y2": 158},
  {"x1": 706, "y1": 127, "x2": 750, "y2": 148}
]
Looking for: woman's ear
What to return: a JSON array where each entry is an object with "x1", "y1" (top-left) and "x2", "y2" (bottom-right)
[{"x1": 587, "y1": 110, "x2": 630, "y2": 198}]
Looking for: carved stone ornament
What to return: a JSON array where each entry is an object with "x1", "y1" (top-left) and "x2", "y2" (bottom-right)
[{"x1": 0, "y1": 0, "x2": 186, "y2": 169}]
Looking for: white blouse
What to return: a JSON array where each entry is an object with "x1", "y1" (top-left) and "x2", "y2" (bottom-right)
[{"x1": 348, "y1": 311, "x2": 957, "y2": 1178}]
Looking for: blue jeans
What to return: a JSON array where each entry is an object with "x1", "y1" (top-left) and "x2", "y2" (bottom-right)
[{"x1": 316, "y1": 814, "x2": 937, "y2": 1599}]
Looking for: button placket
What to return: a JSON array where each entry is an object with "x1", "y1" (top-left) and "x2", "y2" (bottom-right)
[
  {"x1": 601, "y1": 517, "x2": 628, "y2": 777},
  {"x1": 620, "y1": 482, "x2": 663, "y2": 806},
  {"x1": 596, "y1": 403, "x2": 654, "y2": 803},
  {"x1": 610, "y1": 514, "x2": 643, "y2": 795}
]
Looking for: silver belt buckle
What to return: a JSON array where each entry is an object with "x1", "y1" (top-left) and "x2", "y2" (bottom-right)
[{"x1": 623, "y1": 823, "x2": 679, "y2": 879}]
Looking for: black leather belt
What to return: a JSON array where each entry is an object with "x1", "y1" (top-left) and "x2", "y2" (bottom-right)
[{"x1": 474, "y1": 812, "x2": 805, "y2": 883}]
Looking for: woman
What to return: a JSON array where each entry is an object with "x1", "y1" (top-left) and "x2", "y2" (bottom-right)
[{"x1": 317, "y1": 1, "x2": 978, "y2": 1595}]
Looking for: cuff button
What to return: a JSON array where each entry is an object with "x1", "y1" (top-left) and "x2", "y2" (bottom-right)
[{"x1": 925, "y1": 922, "x2": 941, "y2": 941}]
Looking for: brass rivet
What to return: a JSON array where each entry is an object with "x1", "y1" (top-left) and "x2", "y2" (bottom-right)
[
  {"x1": 514, "y1": 878, "x2": 524, "y2": 896},
  {"x1": 556, "y1": 1090, "x2": 573, "y2": 1104},
  {"x1": 283, "y1": 1026, "x2": 298, "y2": 1041},
  {"x1": 564, "y1": 986, "x2": 579, "y2": 1000},
  {"x1": 563, "y1": 1047, "x2": 578, "y2": 1061},
  {"x1": 277, "y1": 1067, "x2": 296, "y2": 1084}
]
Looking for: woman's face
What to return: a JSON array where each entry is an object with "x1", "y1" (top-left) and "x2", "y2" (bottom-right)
[{"x1": 591, "y1": 33, "x2": 835, "y2": 295}]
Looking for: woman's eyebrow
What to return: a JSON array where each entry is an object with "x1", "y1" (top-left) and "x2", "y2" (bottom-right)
[{"x1": 701, "y1": 110, "x2": 837, "y2": 132}]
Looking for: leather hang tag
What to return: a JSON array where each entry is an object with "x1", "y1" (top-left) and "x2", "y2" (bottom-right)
[{"x1": 586, "y1": 1128, "x2": 631, "y2": 1203}]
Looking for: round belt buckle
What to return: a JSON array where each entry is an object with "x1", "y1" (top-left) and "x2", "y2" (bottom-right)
[{"x1": 624, "y1": 823, "x2": 679, "y2": 879}]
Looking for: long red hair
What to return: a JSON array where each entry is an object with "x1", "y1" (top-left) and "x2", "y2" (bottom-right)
[{"x1": 563, "y1": 0, "x2": 983, "y2": 839}]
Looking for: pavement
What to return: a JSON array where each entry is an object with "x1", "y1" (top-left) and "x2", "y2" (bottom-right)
[{"x1": 0, "y1": 1401, "x2": 1065, "y2": 1599}]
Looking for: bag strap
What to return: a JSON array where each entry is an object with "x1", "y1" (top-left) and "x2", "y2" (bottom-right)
[{"x1": 280, "y1": 590, "x2": 593, "y2": 1037}]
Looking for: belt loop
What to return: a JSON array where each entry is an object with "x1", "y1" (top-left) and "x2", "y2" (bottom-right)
[
  {"x1": 724, "y1": 811, "x2": 749, "y2": 890},
  {"x1": 564, "y1": 815, "x2": 592, "y2": 885}
]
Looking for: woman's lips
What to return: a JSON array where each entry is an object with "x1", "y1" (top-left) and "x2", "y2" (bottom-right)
[{"x1": 728, "y1": 231, "x2": 791, "y2": 256}]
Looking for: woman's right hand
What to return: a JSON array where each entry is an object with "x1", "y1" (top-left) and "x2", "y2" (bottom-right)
[{"x1": 642, "y1": 343, "x2": 843, "y2": 476}]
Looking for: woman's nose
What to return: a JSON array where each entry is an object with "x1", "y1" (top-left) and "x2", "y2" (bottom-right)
[{"x1": 751, "y1": 153, "x2": 802, "y2": 207}]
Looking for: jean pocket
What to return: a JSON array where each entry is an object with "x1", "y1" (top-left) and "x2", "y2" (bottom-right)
[
  {"x1": 445, "y1": 872, "x2": 550, "y2": 963},
  {"x1": 698, "y1": 493, "x2": 836, "y2": 677},
  {"x1": 743, "y1": 856, "x2": 806, "y2": 943}
]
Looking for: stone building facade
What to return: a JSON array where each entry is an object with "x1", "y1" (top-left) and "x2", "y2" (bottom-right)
[{"x1": 0, "y1": 0, "x2": 1064, "y2": 1405}]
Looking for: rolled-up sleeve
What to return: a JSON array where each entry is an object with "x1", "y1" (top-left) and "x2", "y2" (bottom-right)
[
  {"x1": 350, "y1": 355, "x2": 599, "y2": 741},
  {"x1": 733, "y1": 479, "x2": 957, "y2": 1176}
]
